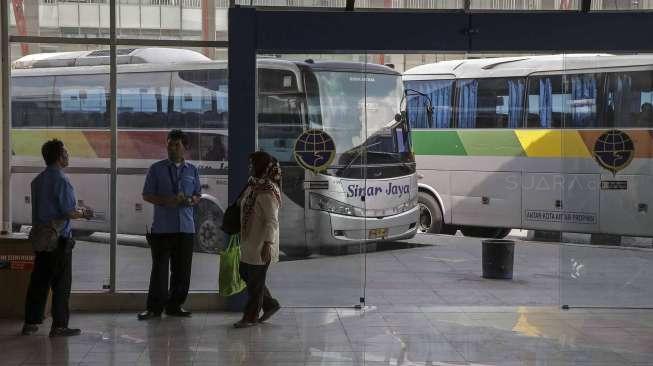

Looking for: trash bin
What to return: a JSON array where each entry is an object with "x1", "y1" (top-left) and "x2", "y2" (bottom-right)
[
  {"x1": 482, "y1": 239, "x2": 514, "y2": 279},
  {"x1": 0, "y1": 233, "x2": 51, "y2": 318}
]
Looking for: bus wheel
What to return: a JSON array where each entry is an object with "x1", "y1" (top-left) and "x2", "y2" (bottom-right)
[
  {"x1": 494, "y1": 228, "x2": 512, "y2": 239},
  {"x1": 461, "y1": 226, "x2": 511, "y2": 238},
  {"x1": 418, "y1": 191, "x2": 443, "y2": 234},
  {"x1": 283, "y1": 246, "x2": 312, "y2": 259},
  {"x1": 442, "y1": 225, "x2": 458, "y2": 235},
  {"x1": 194, "y1": 200, "x2": 225, "y2": 254}
]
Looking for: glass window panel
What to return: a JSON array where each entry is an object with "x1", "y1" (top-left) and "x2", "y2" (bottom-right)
[
  {"x1": 117, "y1": 72, "x2": 171, "y2": 128},
  {"x1": 10, "y1": 43, "x2": 111, "y2": 291},
  {"x1": 117, "y1": 46, "x2": 228, "y2": 292},
  {"x1": 7, "y1": 0, "x2": 109, "y2": 38}
]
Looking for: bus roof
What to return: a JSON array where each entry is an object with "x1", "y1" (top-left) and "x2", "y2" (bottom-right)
[
  {"x1": 12, "y1": 49, "x2": 399, "y2": 77},
  {"x1": 297, "y1": 60, "x2": 399, "y2": 75},
  {"x1": 12, "y1": 47, "x2": 212, "y2": 69},
  {"x1": 403, "y1": 54, "x2": 653, "y2": 80}
]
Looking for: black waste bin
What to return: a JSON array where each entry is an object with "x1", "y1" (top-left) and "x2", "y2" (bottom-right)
[{"x1": 482, "y1": 239, "x2": 514, "y2": 279}]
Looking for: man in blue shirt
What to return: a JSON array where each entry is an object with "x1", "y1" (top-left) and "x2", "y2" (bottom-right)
[
  {"x1": 138, "y1": 129, "x2": 201, "y2": 320},
  {"x1": 22, "y1": 139, "x2": 93, "y2": 337}
]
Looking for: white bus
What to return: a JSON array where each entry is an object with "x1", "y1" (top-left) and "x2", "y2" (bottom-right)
[
  {"x1": 404, "y1": 54, "x2": 653, "y2": 239},
  {"x1": 11, "y1": 48, "x2": 418, "y2": 256}
]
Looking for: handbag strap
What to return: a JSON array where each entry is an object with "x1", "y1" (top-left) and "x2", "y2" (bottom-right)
[{"x1": 226, "y1": 233, "x2": 240, "y2": 251}]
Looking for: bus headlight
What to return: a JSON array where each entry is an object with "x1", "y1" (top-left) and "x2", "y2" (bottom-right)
[{"x1": 309, "y1": 193, "x2": 364, "y2": 217}]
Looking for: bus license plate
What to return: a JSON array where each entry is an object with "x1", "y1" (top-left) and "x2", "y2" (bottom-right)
[{"x1": 369, "y1": 228, "x2": 388, "y2": 239}]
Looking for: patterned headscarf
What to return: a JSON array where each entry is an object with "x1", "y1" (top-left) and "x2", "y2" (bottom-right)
[{"x1": 241, "y1": 160, "x2": 281, "y2": 236}]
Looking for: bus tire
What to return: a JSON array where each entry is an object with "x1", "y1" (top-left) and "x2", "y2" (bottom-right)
[
  {"x1": 283, "y1": 246, "x2": 312, "y2": 259},
  {"x1": 461, "y1": 226, "x2": 511, "y2": 239},
  {"x1": 494, "y1": 228, "x2": 512, "y2": 239},
  {"x1": 418, "y1": 191, "x2": 444, "y2": 234},
  {"x1": 194, "y1": 200, "x2": 225, "y2": 254},
  {"x1": 442, "y1": 225, "x2": 458, "y2": 235}
]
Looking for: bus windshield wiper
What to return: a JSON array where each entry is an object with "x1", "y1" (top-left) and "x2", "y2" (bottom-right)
[
  {"x1": 366, "y1": 151, "x2": 413, "y2": 168},
  {"x1": 339, "y1": 140, "x2": 382, "y2": 174}
]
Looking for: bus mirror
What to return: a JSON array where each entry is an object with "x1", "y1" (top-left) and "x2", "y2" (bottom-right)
[{"x1": 395, "y1": 113, "x2": 402, "y2": 123}]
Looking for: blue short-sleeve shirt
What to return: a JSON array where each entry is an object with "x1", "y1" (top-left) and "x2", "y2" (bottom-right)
[
  {"x1": 31, "y1": 166, "x2": 77, "y2": 239},
  {"x1": 142, "y1": 159, "x2": 201, "y2": 234}
]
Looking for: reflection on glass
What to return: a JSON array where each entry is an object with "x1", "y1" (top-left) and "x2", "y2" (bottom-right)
[
  {"x1": 114, "y1": 47, "x2": 228, "y2": 291},
  {"x1": 7, "y1": 0, "x2": 228, "y2": 41},
  {"x1": 10, "y1": 44, "x2": 111, "y2": 291}
]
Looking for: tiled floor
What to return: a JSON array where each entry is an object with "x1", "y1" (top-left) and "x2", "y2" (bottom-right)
[{"x1": 1, "y1": 307, "x2": 652, "y2": 365}]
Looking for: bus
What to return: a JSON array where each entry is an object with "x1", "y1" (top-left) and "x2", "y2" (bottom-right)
[
  {"x1": 11, "y1": 48, "x2": 418, "y2": 256},
  {"x1": 404, "y1": 54, "x2": 653, "y2": 239}
]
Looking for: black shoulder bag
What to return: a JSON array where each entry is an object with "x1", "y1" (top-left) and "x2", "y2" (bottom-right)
[{"x1": 221, "y1": 185, "x2": 248, "y2": 235}]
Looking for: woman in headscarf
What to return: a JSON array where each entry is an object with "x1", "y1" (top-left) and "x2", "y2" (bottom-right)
[{"x1": 234, "y1": 151, "x2": 282, "y2": 328}]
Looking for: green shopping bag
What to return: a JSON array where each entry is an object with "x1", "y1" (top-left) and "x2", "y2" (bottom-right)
[{"x1": 219, "y1": 234, "x2": 247, "y2": 296}]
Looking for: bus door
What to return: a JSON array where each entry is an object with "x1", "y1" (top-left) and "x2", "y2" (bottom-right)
[{"x1": 256, "y1": 69, "x2": 308, "y2": 258}]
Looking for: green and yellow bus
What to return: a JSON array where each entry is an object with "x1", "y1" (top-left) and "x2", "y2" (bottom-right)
[{"x1": 404, "y1": 54, "x2": 653, "y2": 238}]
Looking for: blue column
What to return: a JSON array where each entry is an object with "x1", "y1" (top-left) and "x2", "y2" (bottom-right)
[{"x1": 228, "y1": 7, "x2": 257, "y2": 202}]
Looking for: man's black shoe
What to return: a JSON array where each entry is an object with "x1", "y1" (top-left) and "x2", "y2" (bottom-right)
[
  {"x1": 137, "y1": 310, "x2": 161, "y2": 320},
  {"x1": 21, "y1": 323, "x2": 38, "y2": 336},
  {"x1": 165, "y1": 308, "x2": 192, "y2": 317},
  {"x1": 49, "y1": 327, "x2": 81, "y2": 337}
]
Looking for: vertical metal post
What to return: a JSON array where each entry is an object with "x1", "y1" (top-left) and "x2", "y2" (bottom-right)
[
  {"x1": 180, "y1": 0, "x2": 184, "y2": 39},
  {"x1": 1, "y1": 0, "x2": 11, "y2": 234},
  {"x1": 109, "y1": 0, "x2": 117, "y2": 293},
  {"x1": 202, "y1": 0, "x2": 216, "y2": 59}
]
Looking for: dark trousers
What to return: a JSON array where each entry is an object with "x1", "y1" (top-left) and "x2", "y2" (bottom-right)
[
  {"x1": 146, "y1": 233, "x2": 194, "y2": 313},
  {"x1": 239, "y1": 262, "x2": 279, "y2": 322},
  {"x1": 24, "y1": 239, "x2": 72, "y2": 328}
]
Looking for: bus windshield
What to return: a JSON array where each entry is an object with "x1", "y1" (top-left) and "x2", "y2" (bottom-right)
[{"x1": 307, "y1": 70, "x2": 414, "y2": 178}]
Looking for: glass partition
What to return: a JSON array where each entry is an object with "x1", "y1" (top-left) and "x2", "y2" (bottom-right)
[
  {"x1": 117, "y1": 0, "x2": 227, "y2": 41},
  {"x1": 259, "y1": 54, "x2": 368, "y2": 306},
  {"x1": 10, "y1": 42, "x2": 112, "y2": 291},
  {"x1": 6, "y1": 0, "x2": 227, "y2": 42},
  {"x1": 116, "y1": 46, "x2": 228, "y2": 291},
  {"x1": 560, "y1": 52, "x2": 653, "y2": 308},
  {"x1": 7, "y1": 0, "x2": 110, "y2": 38}
]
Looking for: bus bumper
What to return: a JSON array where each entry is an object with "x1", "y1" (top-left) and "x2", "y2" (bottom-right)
[{"x1": 308, "y1": 206, "x2": 419, "y2": 246}]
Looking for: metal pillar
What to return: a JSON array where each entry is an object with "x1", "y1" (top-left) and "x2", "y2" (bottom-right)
[
  {"x1": 1, "y1": 0, "x2": 10, "y2": 234},
  {"x1": 202, "y1": 0, "x2": 217, "y2": 59},
  {"x1": 109, "y1": 0, "x2": 118, "y2": 292},
  {"x1": 227, "y1": 7, "x2": 256, "y2": 203}
]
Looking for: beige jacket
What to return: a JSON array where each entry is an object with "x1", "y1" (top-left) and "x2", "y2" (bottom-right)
[{"x1": 239, "y1": 187, "x2": 280, "y2": 265}]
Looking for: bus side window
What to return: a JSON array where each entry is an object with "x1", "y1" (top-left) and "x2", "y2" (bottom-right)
[
  {"x1": 54, "y1": 74, "x2": 109, "y2": 128},
  {"x1": 405, "y1": 79, "x2": 453, "y2": 129},
  {"x1": 457, "y1": 78, "x2": 524, "y2": 129},
  {"x1": 564, "y1": 73, "x2": 601, "y2": 128},
  {"x1": 11, "y1": 76, "x2": 56, "y2": 128},
  {"x1": 604, "y1": 71, "x2": 653, "y2": 128},
  {"x1": 526, "y1": 75, "x2": 567, "y2": 129},
  {"x1": 257, "y1": 68, "x2": 302, "y2": 163},
  {"x1": 117, "y1": 72, "x2": 171, "y2": 128},
  {"x1": 173, "y1": 70, "x2": 228, "y2": 130}
]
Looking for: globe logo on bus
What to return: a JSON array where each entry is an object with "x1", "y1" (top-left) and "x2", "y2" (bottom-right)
[
  {"x1": 592, "y1": 130, "x2": 635, "y2": 175},
  {"x1": 293, "y1": 129, "x2": 336, "y2": 173}
]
